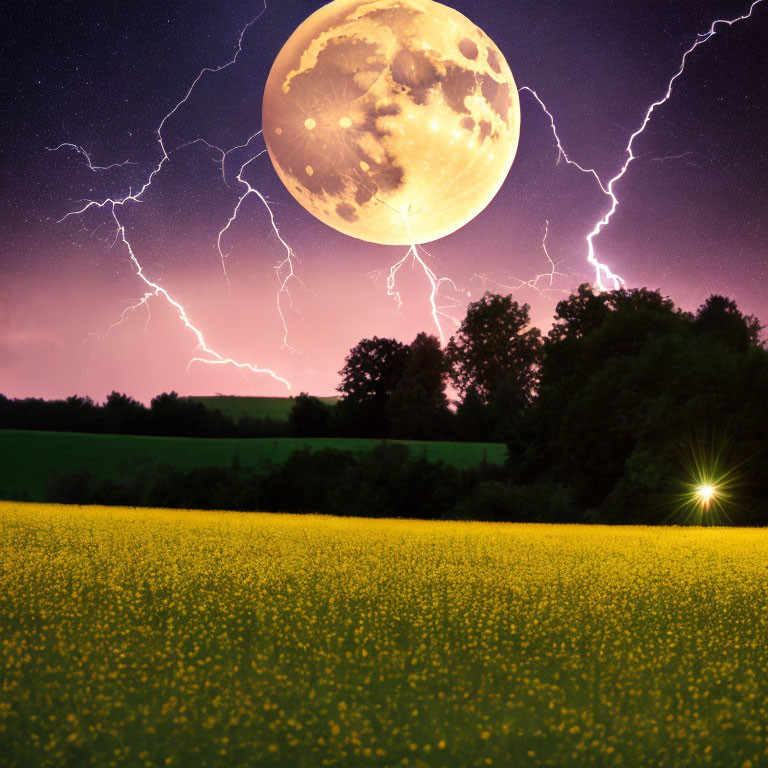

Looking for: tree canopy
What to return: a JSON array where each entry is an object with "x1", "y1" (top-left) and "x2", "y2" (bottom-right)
[{"x1": 446, "y1": 292, "x2": 541, "y2": 406}]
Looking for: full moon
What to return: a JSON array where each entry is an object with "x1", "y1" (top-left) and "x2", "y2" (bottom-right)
[{"x1": 262, "y1": 0, "x2": 520, "y2": 246}]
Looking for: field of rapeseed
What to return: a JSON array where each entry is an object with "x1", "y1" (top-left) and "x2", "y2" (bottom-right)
[{"x1": 1, "y1": 502, "x2": 767, "y2": 767}]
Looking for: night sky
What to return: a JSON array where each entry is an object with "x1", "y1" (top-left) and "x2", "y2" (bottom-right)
[{"x1": 3, "y1": 0, "x2": 767, "y2": 401}]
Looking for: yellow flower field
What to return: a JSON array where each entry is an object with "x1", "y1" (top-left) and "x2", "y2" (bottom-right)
[{"x1": 1, "y1": 501, "x2": 767, "y2": 767}]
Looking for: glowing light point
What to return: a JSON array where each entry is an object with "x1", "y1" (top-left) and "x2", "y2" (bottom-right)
[
  {"x1": 304, "y1": 117, "x2": 317, "y2": 131},
  {"x1": 338, "y1": 116, "x2": 352, "y2": 128},
  {"x1": 697, "y1": 484, "x2": 716, "y2": 510}
]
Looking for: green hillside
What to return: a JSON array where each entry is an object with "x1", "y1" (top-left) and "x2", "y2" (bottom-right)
[
  {"x1": 0, "y1": 429, "x2": 506, "y2": 501},
  {"x1": 186, "y1": 396, "x2": 338, "y2": 422}
]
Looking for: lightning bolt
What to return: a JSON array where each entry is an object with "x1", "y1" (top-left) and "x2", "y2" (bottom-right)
[
  {"x1": 473, "y1": 220, "x2": 570, "y2": 298},
  {"x1": 521, "y1": 0, "x2": 765, "y2": 291},
  {"x1": 517, "y1": 88, "x2": 609, "y2": 195},
  {"x1": 53, "y1": 1, "x2": 297, "y2": 389},
  {"x1": 54, "y1": 0, "x2": 764, "y2": 378},
  {"x1": 113, "y1": 210, "x2": 290, "y2": 387},
  {"x1": 216, "y1": 133, "x2": 265, "y2": 288},
  {"x1": 83, "y1": 292, "x2": 153, "y2": 345},
  {"x1": 374, "y1": 207, "x2": 463, "y2": 346},
  {"x1": 384, "y1": 247, "x2": 461, "y2": 347},
  {"x1": 215, "y1": 136, "x2": 312, "y2": 351},
  {"x1": 47, "y1": 143, "x2": 137, "y2": 173}
]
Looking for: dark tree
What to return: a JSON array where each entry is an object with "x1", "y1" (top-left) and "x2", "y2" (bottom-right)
[
  {"x1": 453, "y1": 386, "x2": 493, "y2": 441},
  {"x1": 102, "y1": 391, "x2": 147, "y2": 434},
  {"x1": 546, "y1": 283, "x2": 614, "y2": 345},
  {"x1": 547, "y1": 284, "x2": 680, "y2": 356},
  {"x1": 524, "y1": 284, "x2": 768, "y2": 521},
  {"x1": 527, "y1": 285, "x2": 688, "y2": 509},
  {"x1": 388, "y1": 333, "x2": 450, "y2": 439},
  {"x1": 695, "y1": 294, "x2": 763, "y2": 352},
  {"x1": 149, "y1": 392, "x2": 217, "y2": 436},
  {"x1": 446, "y1": 292, "x2": 541, "y2": 407},
  {"x1": 538, "y1": 285, "x2": 685, "y2": 398},
  {"x1": 288, "y1": 393, "x2": 334, "y2": 437},
  {"x1": 60, "y1": 395, "x2": 100, "y2": 432},
  {"x1": 337, "y1": 337, "x2": 411, "y2": 436}
]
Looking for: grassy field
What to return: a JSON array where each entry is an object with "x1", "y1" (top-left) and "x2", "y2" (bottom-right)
[
  {"x1": 0, "y1": 430, "x2": 506, "y2": 501},
  {"x1": 2, "y1": 502, "x2": 767, "y2": 767},
  {"x1": 186, "y1": 395, "x2": 338, "y2": 422}
]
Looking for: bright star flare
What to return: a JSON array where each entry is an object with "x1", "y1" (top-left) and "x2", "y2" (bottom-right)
[
  {"x1": 697, "y1": 484, "x2": 717, "y2": 510},
  {"x1": 671, "y1": 432, "x2": 748, "y2": 525}
]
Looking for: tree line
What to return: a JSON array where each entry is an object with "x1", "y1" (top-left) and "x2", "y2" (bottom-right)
[
  {"x1": 325, "y1": 285, "x2": 768, "y2": 522},
  {"x1": 5, "y1": 284, "x2": 768, "y2": 523},
  {"x1": 45, "y1": 444, "x2": 528, "y2": 522},
  {"x1": 0, "y1": 391, "x2": 290, "y2": 438}
]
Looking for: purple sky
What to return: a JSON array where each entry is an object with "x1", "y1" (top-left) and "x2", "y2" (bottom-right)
[{"x1": 2, "y1": 0, "x2": 767, "y2": 402}]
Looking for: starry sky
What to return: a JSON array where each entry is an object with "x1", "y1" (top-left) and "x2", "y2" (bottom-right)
[{"x1": 2, "y1": 0, "x2": 767, "y2": 402}]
